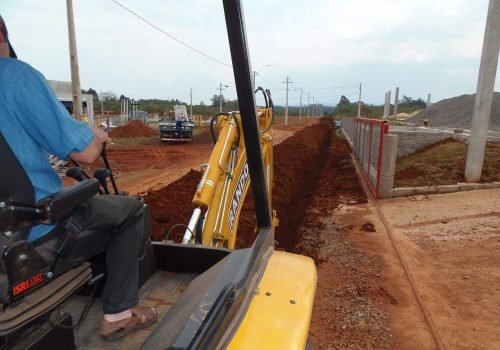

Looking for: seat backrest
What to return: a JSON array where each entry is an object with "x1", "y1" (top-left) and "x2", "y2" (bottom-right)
[
  {"x1": 0, "y1": 132, "x2": 35, "y2": 206},
  {"x1": 0, "y1": 132, "x2": 50, "y2": 304}
]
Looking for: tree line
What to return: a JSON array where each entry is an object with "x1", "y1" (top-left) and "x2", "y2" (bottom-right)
[{"x1": 82, "y1": 88, "x2": 425, "y2": 118}]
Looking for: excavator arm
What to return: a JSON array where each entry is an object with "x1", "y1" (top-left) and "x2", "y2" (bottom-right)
[{"x1": 182, "y1": 90, "x2": 277, "y2": 249}]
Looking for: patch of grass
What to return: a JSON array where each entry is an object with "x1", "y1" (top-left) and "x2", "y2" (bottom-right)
[
  {"x1": 111, "y1": 136, "x2": 160, "y2": 145},
  {"x1": 395, "y1": 139, "x2": 500, "y2": 187}
]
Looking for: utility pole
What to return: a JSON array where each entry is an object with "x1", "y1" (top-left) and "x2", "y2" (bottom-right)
[
  {"x1": 66, "y1": 0, "x2": 83, "y2": 121},
  {"x1": 125, "y1": 98, "x2": 129, "y2": 121},
  {"x1": 282, "y1": 76, "x2": 293, "y2": 125},
  {"x1": 357, "y1": 83, "x2": 362, "y2": 117},
  {"x1": 190, "y1": 87, "x2": 193, "y2": 119},
  {"x1": 465, "y1": 0, "x2": 500, "y2": 182},
  {"x1": 299, "y1": 88, "x2": 303, "y2": 121},
  {"x1": 307, "y1": 92, "x2": 310, "y2": 118},
  {"x1": 219, "y1": 83, "x2": 228, "y2": 113}
]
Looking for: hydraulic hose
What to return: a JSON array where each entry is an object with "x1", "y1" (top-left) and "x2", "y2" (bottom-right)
[
  {"x1": 210, "y1": 113, "x2": 230, "y2": 144},
  {"x1": 254, "y1": 86, "x2": 269, "y2": 108},
  {"x1": 260, "y1": 89, "x2": 275, "y2": 134}
]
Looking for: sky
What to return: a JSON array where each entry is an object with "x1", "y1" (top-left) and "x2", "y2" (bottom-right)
[{"x1": 2, "y1": 0, "x2": 499, "y2": 107}]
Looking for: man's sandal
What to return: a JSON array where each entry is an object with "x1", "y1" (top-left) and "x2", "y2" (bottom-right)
[{"x1": 101, "y1": 306, "x2": 158, "y2": 341}]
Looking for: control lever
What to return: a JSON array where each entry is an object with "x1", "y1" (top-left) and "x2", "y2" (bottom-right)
[
  {"x1": 93, "y1": 168, "x2": 110, "y2": 194},
  {"x1": 100, "y1": 142, "x2": 119, "y2": 195},
  {"x1": 66, "y1": 167, "x2": 85, "y2": 182}
]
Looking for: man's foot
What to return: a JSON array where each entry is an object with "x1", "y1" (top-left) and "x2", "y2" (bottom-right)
[{"x1": 101, "y1": 306, "x2": 157, "y2": 341}]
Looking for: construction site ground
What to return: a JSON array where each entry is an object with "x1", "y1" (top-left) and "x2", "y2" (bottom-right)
[{"x1": 74, "y1": 118, "x2": 499, "y2": 349}]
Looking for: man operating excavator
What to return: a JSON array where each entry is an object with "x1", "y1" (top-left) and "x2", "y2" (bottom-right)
[{"x1": 0, "y1": 15, "x2": 156, "y2": 341}]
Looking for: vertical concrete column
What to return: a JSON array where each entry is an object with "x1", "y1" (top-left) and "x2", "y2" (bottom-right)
[
  {"x1": 465, "y1": 0, "x2": 500, "y2": 182},
  {"x1": 426, "y1": 94, "x2": 432, "y2": 107},
  {"x1": 393, "y1": 87, "x2": 400, "y2": 118},
  {"x1": 387, "y1": 90, "x2": 392, "y2": 117},
  {"x1": 383, "y1": 92, "x2": 388, "y2": 119},
  {"x1": 379, "y1": 134, "x2": 398, "y2": 198}
]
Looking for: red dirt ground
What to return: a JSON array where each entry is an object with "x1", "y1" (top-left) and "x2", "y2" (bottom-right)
[{"x1": 109, "y1": 120, "x2": 158, "y2": 138}]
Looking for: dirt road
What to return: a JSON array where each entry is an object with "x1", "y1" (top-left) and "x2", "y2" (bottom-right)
[
  {"x1": 379, "y1": 190, "x2": 500, "y2": 349},
  {"x1": 105, "y1": 127, "x2": 314, "y2": 195}
]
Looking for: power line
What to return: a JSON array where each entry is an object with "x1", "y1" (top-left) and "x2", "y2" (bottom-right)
[
  {"x1": 255, "y1": 72, "x2": 284, "y2": 91},
  {"x1": 110, "y1": 0, "x2": 232, "y2": 67},
  {"x1": 307, "y1": 84, "x2": 359, "y2": 90},
  {"x1": 315, "y1": 92, "x2": 359, "y2": 98}
]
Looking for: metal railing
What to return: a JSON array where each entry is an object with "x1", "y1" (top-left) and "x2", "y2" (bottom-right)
[{"x1": 352, "y1": 118, "x2": 389, "y2": 199}]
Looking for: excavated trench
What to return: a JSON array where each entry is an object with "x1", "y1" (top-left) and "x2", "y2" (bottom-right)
[{"x1": 145, "y1": 119, "x2": 366, "y2": 251}]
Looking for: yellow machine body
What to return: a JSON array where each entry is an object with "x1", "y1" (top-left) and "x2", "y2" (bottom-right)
[{"x1": 227, "y1": 251, "x2": 317, "y2": 349}]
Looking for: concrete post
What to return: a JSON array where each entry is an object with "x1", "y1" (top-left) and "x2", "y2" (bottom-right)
[
  {"x1": 379, "y1": 134, "x2": 399, "y2": 198},
  {"x1": 387, "y1": 90, "x2": 392, "y2": 118},
  {"x1": 465, "y1": 0, "x2": 500, "y2": 182},
  {"x1": 282, "y1": 76, "x2": 293, "y2": 125},
  {"x1": 383, "y1": 92, "x2": 388, "y2": 119},
  {"x1": 357, "y1": 83, "x2": 362, "y2": 117},
  {"x1": 299, "y1": 88, "x2": 302, "y2": 120},
  {"x1": 393, "y1": 87, "x2": 400, "y2": 118},
  {"x1": 426, "y1": 93, "x2": 431, "y2": 107},
  {"x1": 383, "y1": 91, "x2": 391, "y2": 119}
]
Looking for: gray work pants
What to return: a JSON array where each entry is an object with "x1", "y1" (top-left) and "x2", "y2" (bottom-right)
[{"x1": 35, "y1": 195, "x2": 144, "y2": 314}]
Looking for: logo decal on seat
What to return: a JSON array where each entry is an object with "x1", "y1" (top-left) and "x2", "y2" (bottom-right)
[{"x1": 12, "y1": 273, "x2": 45, "y2": 296}]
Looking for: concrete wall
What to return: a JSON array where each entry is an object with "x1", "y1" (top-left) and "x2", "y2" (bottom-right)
[
  {"x1": 391, "y1": 126, "x2": 500, "y2": 159},
  {"x1": 389, "y1": 127, "x2": 452, "y2": 158}
]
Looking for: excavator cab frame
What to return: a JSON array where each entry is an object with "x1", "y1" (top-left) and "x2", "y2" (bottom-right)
[{"x1": 0, "y1": 1, "x2": 316, "y2": 348}]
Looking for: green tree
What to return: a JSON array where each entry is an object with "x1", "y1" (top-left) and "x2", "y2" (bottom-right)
[
  {"x1": 99, "y1": 91, "x2": 118, "y2": 101},
  {"x1": 210, "y1": 94, "x2": 225, "y2": 107},
  {"x1": 336, "y1": 95, "x2": 351, "y2": 108}
]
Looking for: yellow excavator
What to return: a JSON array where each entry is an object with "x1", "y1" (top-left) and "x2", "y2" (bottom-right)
[{"x1": 0, "y1": 1, "x2": 316, "y2": 348}]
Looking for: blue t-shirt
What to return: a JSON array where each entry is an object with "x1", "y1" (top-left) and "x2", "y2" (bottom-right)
[{"x1": 0, "y1": 57, "x2": 94, "y2": 241}]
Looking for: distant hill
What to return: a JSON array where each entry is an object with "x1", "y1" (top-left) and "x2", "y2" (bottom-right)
[{"x1": 408, "y1": 92, "x2": 500, "y2": 131}]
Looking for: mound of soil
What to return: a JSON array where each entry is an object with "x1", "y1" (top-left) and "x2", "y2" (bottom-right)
[
  {"x1": 394, "y1": 138, "x2": 500, "y2": 186},
  {"x1": 109, "y1": 120, "x2": 158, "y2": 138},
  {"x1": 237, "y1": 121, "x2": 332, "y2": 249},
  {"x1": 192, "y1": 128, "x2": 214, "y2": 144},
  {"x1": 408, "y1": 92, "x2": 500, "y2": 130}
]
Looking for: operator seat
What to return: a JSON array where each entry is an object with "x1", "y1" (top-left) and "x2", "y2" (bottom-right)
[{"x1": 0, "y1": 132, "x2": 96, "y2": 336}]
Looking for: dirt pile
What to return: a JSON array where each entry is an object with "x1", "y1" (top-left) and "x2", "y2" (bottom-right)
[
  {"x1": 408, "y1": 92, "x2": 500, "y2": 130},
  {"x1": 395, "y1": 138, "x2": 500, "y2": 186},
  {"x1": 238, "y1": 122, "x2": 332, "y2": 248},
  {"x1": 144, "y1": 169, "x2": 202, "y2": 241},
  {"x1": 293, "y1": 134, "x2": 399, "y2": 349},
  {"x1": 109, "y1": 120, "x2": 158, "y2": 138}
]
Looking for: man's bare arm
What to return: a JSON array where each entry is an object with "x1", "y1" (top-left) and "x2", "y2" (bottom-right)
[{"x1": 70, "y1": 127, "x2": 111, "y2": 164}]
